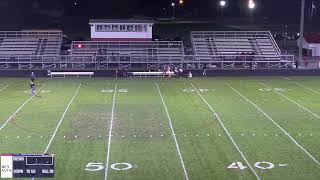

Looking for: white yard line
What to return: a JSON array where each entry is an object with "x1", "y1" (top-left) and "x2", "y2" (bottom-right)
[
  {"x1": 226, "y1": 83, "x2": 320, "y2": 166},
  {"x1": 0, "y1": 84, "x2": 9, "y2": 93},
  {"x1": 156, "y1": 83, "x2": 189, "y2": 180},
  {"x1": 0, "y1": 84, "x2": 46, "y2": 131},
  {"x1": 260, "y1": 82, "x2": 320, "y2": 120},
  {"x1": 43, "y1": 83, "x2": 82, "y2": 153},
  {"x1": 104, "y1": 83, "x2": 117, "y2": 180},
  {"x1": 40, "y1": 82, "x2": 190, "y2": 85},
  {"x1": 294, "y1": 82, "x2": 320, "y2": 95},
  {"x1": 190, "y1": 83, "x2": 261, "y2": 180},
  {"x1": 281, "y1": 77, "x2": 291, "y2": 80}
]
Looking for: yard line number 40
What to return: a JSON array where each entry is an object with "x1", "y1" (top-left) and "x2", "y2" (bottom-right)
[{"x1": 228, "y1": 161, "x2": 288, "y2": 170}]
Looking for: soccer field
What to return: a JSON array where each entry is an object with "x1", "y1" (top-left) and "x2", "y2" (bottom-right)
[{"x1": 1, "y1": 76, "x2": 320, "y2": 180}]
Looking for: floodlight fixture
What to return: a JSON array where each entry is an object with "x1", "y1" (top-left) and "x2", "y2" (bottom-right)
[
  {"x1": 220, "y1": 0, "x2": 226, "y2": 7},
  {"x1": 248, "y1": 0, "x2": 256, "y2": 9}
]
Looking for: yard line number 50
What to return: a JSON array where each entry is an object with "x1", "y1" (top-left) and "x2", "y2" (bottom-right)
[{"x1": 85, "y1": 162, "x2": 133, "y2": 172}]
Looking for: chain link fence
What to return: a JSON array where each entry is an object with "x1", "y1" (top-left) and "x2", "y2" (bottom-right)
[{"x1": 300, "y1": 57, "x2": 320, "y2": 69}]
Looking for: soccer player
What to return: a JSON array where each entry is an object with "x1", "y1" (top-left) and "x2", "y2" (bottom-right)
[
  {"x1": 30, "y1": 72, "x2": 36, "y2": 96},
  {"x1": 202, "y1": 65, "x2": 207, "y2": 77},
  {"x1": 174, "y1": 66, "x2": 178, "y2": 77},
  {"x1": 30, "y1": 72, "x2": 35, "y2": 82},
  {"x1": 30, "y1": 81, "x2": 35, "y2": 96},
  {"x1": 178, "y1": 68, "x2": 183, "y2": 78}
]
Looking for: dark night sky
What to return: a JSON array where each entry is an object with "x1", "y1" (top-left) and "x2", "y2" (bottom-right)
[
  {"x1": 61, "y1": 0, "x2": 294, "y2": 17},
  {"x1": 0, "y1": 0, "x2": 313, "y2": 18},
  {"x1": 60, "y1": 0, "x2": 311, "y2": 19},
  {"x1": 0, "y1": 0, "x2": 319, "y2": 30}
]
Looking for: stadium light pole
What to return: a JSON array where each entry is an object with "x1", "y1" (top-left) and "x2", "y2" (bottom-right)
[
  {"x1": 298, "y1": 0, "x2": 305, "y2": 65},
  {"x1": 219, "y1": 0, "x2": 226, "y2": 17},
  {"x1": 248, "y1": 0, "x2": 256, "y2": 17},
  {"x1": 171, "y1": 2, "x2": 175, "y2": 18}
]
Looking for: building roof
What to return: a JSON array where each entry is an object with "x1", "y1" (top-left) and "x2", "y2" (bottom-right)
[
  {"x1": 89, "y1": 19, "x2": 154, "y2": 24},
  {"x1": 304, "y1": 33, "x2": 320, "y2": 44}
]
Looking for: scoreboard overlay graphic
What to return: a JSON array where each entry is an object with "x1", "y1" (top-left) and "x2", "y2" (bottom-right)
[{"x1": 1, "y1": 154, "x2": 54, "y2": 178}]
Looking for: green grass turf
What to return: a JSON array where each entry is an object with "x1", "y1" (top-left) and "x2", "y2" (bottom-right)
[{"x1": 0, "y1": 77, "x2": 320, "y2": 180}]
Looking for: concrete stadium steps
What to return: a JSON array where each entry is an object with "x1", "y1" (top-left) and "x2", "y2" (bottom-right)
[{"x1": 38, "y1": 38, "x2": 62, "y2": 55}]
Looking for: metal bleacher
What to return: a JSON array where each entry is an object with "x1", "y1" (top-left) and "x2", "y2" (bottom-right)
[
  {"x1": 70, "y1": 41, "x2": 185, "y2": 69},
  {"x1": 191, "y1": 31, "x2": 291, "y2": 68},
  {"x1": 0, "y1": 30, "x2": 63, "y2": 56},
  {"x1": 0, "y1": 30, "x2": 63, "y2": 69},
  {"x1": 0, "y1": 38, "x2": 39, "y2": 55},
  {"x1": 0, "y1": 29, "x2": 294, "y2": 70}
]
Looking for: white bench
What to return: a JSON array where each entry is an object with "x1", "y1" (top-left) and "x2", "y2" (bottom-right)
[
  {"x1": 49, "y1": 71, "x2": 94, "y2": 78},
  {"x1": 131, "y1": 71, "x2": 175, "y2": 77}
]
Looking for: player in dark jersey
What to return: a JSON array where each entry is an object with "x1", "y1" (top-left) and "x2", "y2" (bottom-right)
[
  {"x1": 30, "y1": 72, "x2": 36, "y2": 96},
  {"x1": 202, "y1": 65, "x2": 207, "y2": 77}
]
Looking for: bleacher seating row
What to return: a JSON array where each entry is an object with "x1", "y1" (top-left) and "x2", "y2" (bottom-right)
[
  {"x1": 0, "y1": 30, "x2": 293, "y2": 69},
  {"x1": 0, "y1": 30, "x2": 63, "y2": 56},
  {"x1": 191, "y1": 31, "x2": 282, "y2": 61},
  {"x1": 70, "y1": 41, "x2": 185, "y2": 61}
]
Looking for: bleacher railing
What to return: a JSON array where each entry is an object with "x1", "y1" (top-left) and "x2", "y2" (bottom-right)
[
  {"x1": 266, "y1": 31, "x2": 282, "y2": 55},
  {"x1": 0, "y1": 54, "x2": 294, "y2": 66},
  {"x1": 70, "y1": 41, "x2": 185, "y2": 56},
  {"x1": 191, "y1": 31, "x2": 272, "y2": 39},
  {"x1": 0, "y1": 31, "x2": 63, "y2": 38}
]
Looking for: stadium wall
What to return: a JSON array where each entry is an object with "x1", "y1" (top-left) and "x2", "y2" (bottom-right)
[
  {"x1": 1, "y1": 69, "x2": 320, "y2": 77},
  {"x1": 90, "y1": 38, "x2": 152, "y2": 41}
]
